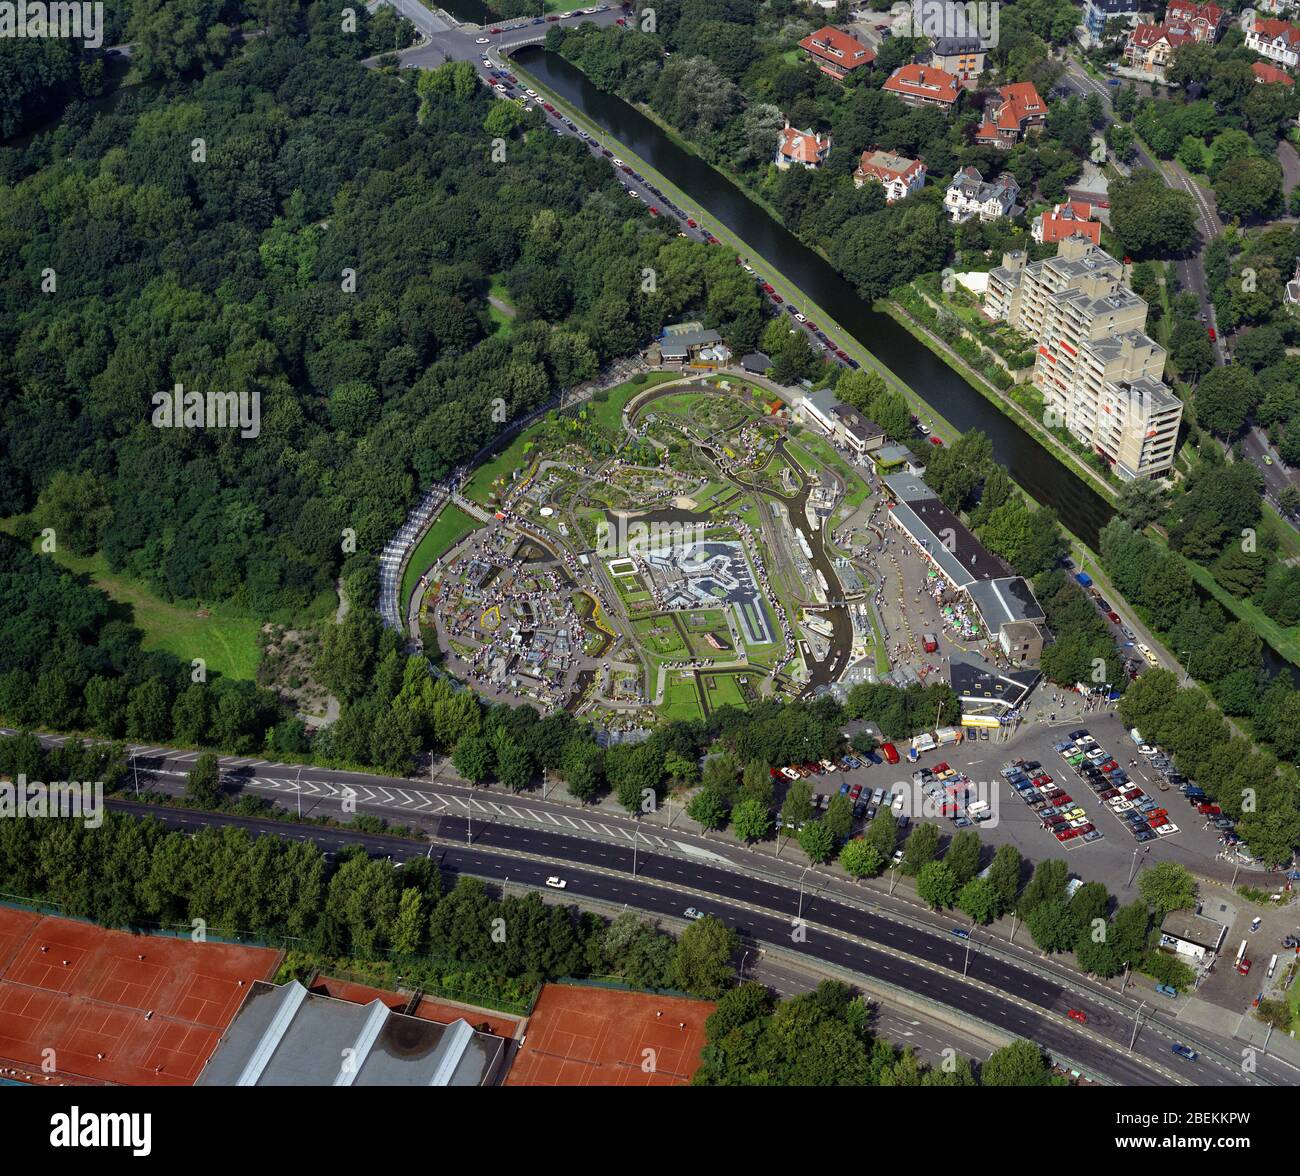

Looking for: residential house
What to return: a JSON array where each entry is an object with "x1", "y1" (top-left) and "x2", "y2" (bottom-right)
[
  {"x1": 943, "y1": 166, "x2": 1021, "y2": 223},
  {"x1": 1032, "y1": 201, "x2": 1103, "y2": 246},
  {"x1": 1163, "y1": 1, "x2": 1228, "y2": 42},
  {"x1": 853, "y1": 148, "x2": 927, "y2": 202},
  {"x1": 974, "y1": 81, "x2": 1046, "y2": 149},
  {"x1": 1123, "y1": 22, "x2": 1195, "y2": 74},
  {"x1": 1246, "y1": 17, "x2": 1300, "y2": 68},
  {"x1": 881, "y1": 63, "x2": 961, "y2": 110},
  {"x1": 914, "y1": 35, "x2": 986, "y2": 81},
  {"x1": 775, "y1": 121, "x2": 832, "y2": 169},
  {"x1": 1080, "y1": 0, "x2": 1146, "y2": 47},
  {"x1": 1253, "y1": 60, "x2": 1296, "y2": 84},
  {"x1": 829, "y1": 403, "x2": 886, "y2": 454},
  {"x1": 798, "y1": 25, "x2": 875, "y2": 79}
]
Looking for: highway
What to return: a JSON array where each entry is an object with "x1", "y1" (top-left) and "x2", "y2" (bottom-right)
[{"x1": 14, "y1": 724, "x2": 1294, "y2": 1086}]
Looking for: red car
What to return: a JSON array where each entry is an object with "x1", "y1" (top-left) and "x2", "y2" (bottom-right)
[
  {"x1": 929, "y1": 436, "x2": 943, "y2": 445},
  {"x1": 1067, "y1": 1008, "x2": 1088, "y2": 1024},
  {"x1": 686, "y1": 218, "x2": 697, "y2": 227},
  {"x1": 621, "y1": 164, "x2": 632, "y2": 174},
  {"x1": 806, "y1": 321, "x2": 819, "y2": 332},
  {"x1": 849, "y1": 784, "x2": 863, "y2": 801},
  {"x1": 836, "y1": 349, "x2": 849, "y2": 360},
  {"x1": 881, "y1": 742, "x2": 900, "y2": 765},
  {"x1": 542, "y1": 103, "x2": 555, "y2": 112},
  {"x1": 772, "y1": 294, "x2": 783, "y2": 303},
  {"x1": 1197, "y1": 803, "x2": 1221, "y2": 815},
  {"x1": 706, "y1": 233, "x2": 719, "y2": 244},
  {"x1": 1238, "y1": 957, "x2": 1251, "y2": 975},
  {"x1": 490, "y1": 26, "x2": 502, "y2": 33},
  {"x1": 761, "y1": 283, "x2": 774, "y2": 294},
  {"x1": 647, "y1": 206, "x2": 659, "y2": 215},
  {"x1": 1207, "y1": 326, "x2": 1216, "y2": 341}
]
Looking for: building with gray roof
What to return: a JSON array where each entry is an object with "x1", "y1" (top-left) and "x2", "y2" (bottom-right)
[{"x1": 195, "y1": 980, "x2": 507, "y2": 1087}]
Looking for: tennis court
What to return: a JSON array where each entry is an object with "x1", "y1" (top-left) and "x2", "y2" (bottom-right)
[
  {"x1": 506, "y1": 984, "x2": 712, "y2": 1087},
  {"x1": 0, "y1": 907, "x2": 280, "y2": 1086}
]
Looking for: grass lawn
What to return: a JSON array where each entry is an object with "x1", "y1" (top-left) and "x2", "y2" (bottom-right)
[
  {"x1": 1178, "y1": 554, "x2": 1300, "y2": 669},
  {"x1": 487, "y1": 273, "x2": 517, "y2": 337},
  {"x1": 400, "y1": 505, "x2": 483, "y2": 605},
  {"x1": 659, "y1": 673, "x2": 704, "y2": 721},
  {"x1": 701, "y1": 672, "x2": 748, "y2": 711},
  {"x1": 584, "y1": 371, "x2": 681, "y2": 434},
  {"x1": 632, "y1": 615, "x2": 688, "y2": 657},
  {"x1": 3, "y1": 529, "x2": 264, "y2": 680}
]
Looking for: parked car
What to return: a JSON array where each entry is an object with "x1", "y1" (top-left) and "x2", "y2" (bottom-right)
[
  {"x1": 1155, "y1": 983, "x2": 1178, "y2": 997},
  {"x1": 881, "y1": 742, "x2": 900, "y2": 765}
]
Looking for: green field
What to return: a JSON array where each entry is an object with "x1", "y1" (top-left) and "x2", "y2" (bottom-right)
[
  {"x1": 584, "y1": 371, "x2": 682, "y2": 434},
  {"x1": 486, "y1": 273, "x2": 517, "y2": 337},
  {"x1": 3, "y1": 530, "x2": 264, "y2": 680},
  {"x1": 660, "y1": 672, "x2": 704, "y2": 721},
  {"x1": 632, "y1": 615, "x2": 688, "y2": 657},
  {"x1": 700, "y1": 672, "x2": 748, "y2": 712},
  {"x1": 401, "y1": 505, "x2": 483, "y2": 606}
]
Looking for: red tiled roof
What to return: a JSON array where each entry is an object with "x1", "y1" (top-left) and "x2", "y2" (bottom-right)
[
  {"x1": 1037, "y1": 202, "x2": 1102, "y2": 244},
  {"x1": 974, "y1": 81, "x2": 1044, "y2": 141},
  {"x1": 798, "y1": 25, "x2": 875, "y2": 70},
  {"x1": 1129, "y1": 22, "x2": 1195, "y2": 48},
  {"x1": 779, "y1": 125, "x2": 830, "y2": 165},
  {"x1": 1253, "y1": 18, "x2": 1300, "y2": 48},
  {"x1": 881, "y1": 63, "x2": 960, "y2": 105},
  {"x1": 1165, "y1": 2, "x2": 1225, "y2": 28},
  {"x1": 1253, "y1": 60, "x2": 1296, "y2": 84}
]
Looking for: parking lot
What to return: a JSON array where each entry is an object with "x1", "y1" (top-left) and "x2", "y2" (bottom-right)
[{"x1": 805, "y1": 712, "x2": 1248, "y2": 897}]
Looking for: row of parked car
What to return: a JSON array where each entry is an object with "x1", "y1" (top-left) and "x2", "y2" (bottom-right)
[
  {"x1": 1058, "y1": 729, "x2": 1178, "y2": 842},
  {"x1": 1002, "y1": 756, "x2": 1103, "y2": 845}
]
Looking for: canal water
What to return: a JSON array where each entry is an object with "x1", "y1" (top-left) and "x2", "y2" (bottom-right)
[{"x1": 515, "y1": 47, "x2": 1115, "y2": 549}]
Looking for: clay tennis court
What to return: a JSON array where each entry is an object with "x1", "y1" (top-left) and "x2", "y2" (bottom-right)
[
  {"x1": 506, "y1": 984, "x2": 713, "y2": 1087},
  {"x1": 0, "y1": 907, "x2": 280, "y2": 1086}
]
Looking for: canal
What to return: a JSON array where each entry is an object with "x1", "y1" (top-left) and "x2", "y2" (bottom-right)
[{"x1": 515, "y1": 46, "x2": 1115, "y2": 549}]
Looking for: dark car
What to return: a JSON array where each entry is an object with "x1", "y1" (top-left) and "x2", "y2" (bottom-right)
[
  {"x1": 853, "y1": 802, "x2": 868, "y2": 820},
  {"x1": 1171, "y1": 1043, "x2": 1198, "y2": 1061},
  {"x1": 1135, "y1": 828, "x2": 1156, "y2": 842}
]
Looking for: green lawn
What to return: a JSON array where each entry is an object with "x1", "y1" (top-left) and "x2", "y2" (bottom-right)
[
  {"x1": 585, "y1": 371, "x2": 682, "y2": 434},
  {"x1": 701, "y1": 672, "x2": 748, "y2": 711},
  {"x1": 486, "y1": 273, "x2": 517, "y2": 337},
  {"x1": 660, "y1": 673, "x2": 705, "y2": 721},
  {"x1": 401, "y1": 506, "x2": 483, "y2": 605},
  {"x1": 3, "y1": 531, "x2": 263, "y2": 680}
]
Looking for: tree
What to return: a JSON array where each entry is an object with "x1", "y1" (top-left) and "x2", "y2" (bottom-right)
[
  {"x1": 987, "y1": 844, "x2": 1022, "y2": 914},
  {"x1": 1110, "y1": 170, "x2": 1196, "y2": 259},
  {"x1": 957, "y1": 876, "x2": 1000, "y2": 925},
  {"x1": 780, "y1": 780, "x2": 813, "y2": 834},
  {"x1": 902, "y1": 822, "x2": 940, "y2": 874},
  {"x1": 945, "y1": 829, "x2": 982, "y2": 885},
  {"x1": 731, "y1": 796, "x2": 771, "y2": 844},
  {"x1": 1213, "y1": 156, "x2": 1283, "y2": 222},
  {"x1": 1026, "y1": 897, "x2": 1077, "y2": 953},
  {"x1": 1138, "y1": 861, "x2": 1196, "y2": 919},
  {"x1": 452, "y1": 734, "x2": 494, "y2": 786},
  {"x1": 798, "y1": 820, "x2": 835, "y2": 864},
  {"x1": 688, "y1": 786, "x2": 729, "y2": 831},
  {"x1": 916, "y1": 860, "x2": 958, "y2": 909},
  {"x1": 824, "y1": 794, "x2": 854, "y2": 843},
  {"x1": 981, "y1": 1040, "x2": 1055, "y2": 1086},
  {"x1": 671, "y1": 916, "x2": 738, "y2": 998},
  {"x1": 185, "y1": 752, "x2": 222, "y2": 809},
  {"x1": 1116, "y1": 479, "x2": 1166, "y2": 529},
  {"x1": 1194, "y1": 366, "x2": 1258, "y2": 437},
  {"x1": 560, "y1": 739, "x2": 603, "y2": 803},
  {"x1": 840, "y1": 837, "x2": 884, "y2": 878},
  {"x1": 390, "y1": 887, "x2": 426, "y2": 957}
]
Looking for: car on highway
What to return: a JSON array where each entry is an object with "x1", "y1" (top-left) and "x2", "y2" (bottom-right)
[
  {"x1": 1066, "y1": 1008, "x2": 1087, "y2": 1023},
  {"x1": 1170, "y1": 1043, "x2": 1198, "y2": 1061},
  {"x1": 950, "y1": 927, "x2": 970, "y2": 939},
  {"x1": 683, "y1": 907, "x2": 705, "y2": 920},
  {"x1": 544, "y1": 876, "x2": 567, "y2": 889},
  {"x1": 475, "y1": 36, "x2": 490, "y2": 43}
]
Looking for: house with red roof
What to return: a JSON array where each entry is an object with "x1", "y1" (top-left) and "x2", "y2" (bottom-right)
[
  {"x1": 798, "y1": 26, "x2": 875, "y2": 80},
  {"x1": 1163, "y1": 1, "x2": 1227, "y2": 42},
  {"x1": 1124, "y1": 22, "x2": 1195, "y2": 74},
  {"x1": 775, "y1": 120, "x2": 832, "y2": 170},
  {"x1": 973, "y1": 82, "x2": 1046, "y2": 149},
  {"x1": 1246, "y1": 17, "x2": 1300, "y2": 69},
  {"x1": 853, "y1": 149, "x2": 927, "y2": 203},
  {"x1": 1032, "y1": 201, "x2": 1103, "y2": 246},
  {"x1": 1253, "y1": 60, "x2": 1295, "y2": 85},
  {"x1": 881, "y1": 63, "x2": 960, "y2": 111}
]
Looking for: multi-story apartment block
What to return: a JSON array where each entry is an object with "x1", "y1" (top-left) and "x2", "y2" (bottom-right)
[{"x1": 984, "y1": 237, "x2": 1182, "y2": 479}]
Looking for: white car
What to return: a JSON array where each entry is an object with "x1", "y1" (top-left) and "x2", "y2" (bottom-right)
[
  {"x1": 476, "y1": 36, "x2": 490, "y2": 44},
  {"x1": 1139, "y1": 744, "x2": 1156, "y2": 757},
  {"x1": 795, "y1": 313, "x2": 807, "y2": 323},
  {"x1": 683, "y1": 907, "x2": 704, "y2": 920},
  {"x1": 781, "y1": 766, "x2": 800, "y2": 780},
  {"x1": 1156, "y1": 823, "x2": 1179, "y2": 836},
  {"x1": 525, "y1": 87, "x2": 537, "y2": 96},
  {"x1": 820, "y1": 759, "x2": 837, "y2": 773},
  {"x1": 544, "y1": 876, "x2": 567, "y2": 890},
  {"x1": 612, "y1": 157, "x2": 624, "y2": 166},
  {"x1": 1137, "y1": 642, "x2": 1159, "y2": 666}
]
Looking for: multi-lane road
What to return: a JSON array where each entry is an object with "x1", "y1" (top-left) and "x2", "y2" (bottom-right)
[{"x1": 15, "y1": 725, "x2": 1292, "y2": 1088}]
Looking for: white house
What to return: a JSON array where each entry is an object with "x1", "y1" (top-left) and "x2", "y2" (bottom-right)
[
  {"x1": 943, "y1": 166, "x2": 1020, "y2": 223},
  {"x1": 776, "y1": 121, "x2": 832, "y2": 169},
  {"x1": 853, "y1": 148, "x2": 926, "y2": 202},
  {"x1": 1246, "y1": 14, "x2": 1300, "y2": 67}
]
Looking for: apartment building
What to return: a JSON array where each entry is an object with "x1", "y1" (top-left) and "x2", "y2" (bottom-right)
[
  {"x1": 984, "y1": 238, "x2": 1182, "y2": 479},
  {"x1": 914, "y1": 36, "x2": 986, "y2": 81},
  {"x1": 1124, "y1": 22, "x2": 1195, "y2": 74}
]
